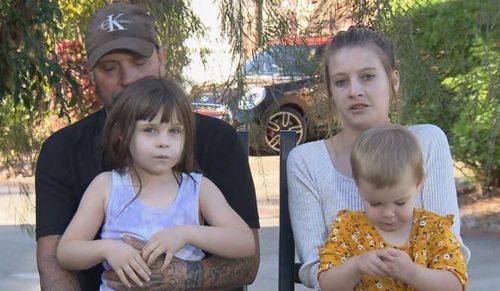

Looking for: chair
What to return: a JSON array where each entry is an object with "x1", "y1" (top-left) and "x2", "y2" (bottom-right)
[
  {"x1": 239, "y1": 130, "x2": 302, "y2": 291},
  {"x1": 278, "y1": 131, "x2": 302, "y2": 291}
]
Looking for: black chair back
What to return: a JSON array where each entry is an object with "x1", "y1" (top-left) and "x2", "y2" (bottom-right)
[
  {"x1": 238, "y1": 130, "x2": 302, "y2": 290},
  {"x1": 278, "y1": 131, "x2": 298, "y2": 291}
]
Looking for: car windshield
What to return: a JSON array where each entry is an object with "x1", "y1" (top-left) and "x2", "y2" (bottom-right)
[{"x1": 243, "y1": 44, "x2": 323, "y2": 77}]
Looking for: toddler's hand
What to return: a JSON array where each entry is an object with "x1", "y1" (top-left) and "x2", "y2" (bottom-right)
[
  {"x1": 356, "y1": 249, "x2": 391, "y2": 278},
  {"x1": 105, "y1": 240, "x2": 151, "y2": 288},
  {"x1": 142, "y1": 226, "x2": 189, "y2": 270},
  {"x1": 378, "y1": 247, "x2": 416, "y2": 283}
]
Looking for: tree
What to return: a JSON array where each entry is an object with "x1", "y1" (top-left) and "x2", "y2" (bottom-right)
[
  {"x1": 0, "y1": 0, "x2": 204, "y2": 177},
  {"x1": 382, "y1": 0, "x2": 499, "y2": 192},
  {"x1": 1, "y1": 0, "x2": 497, "y2": 195},
  {"x1": 0, "y1": 0, "x2": 63, "y2": 175}
]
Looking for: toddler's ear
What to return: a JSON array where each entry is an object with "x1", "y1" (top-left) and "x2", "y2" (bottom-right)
[
  {"x1": 416, "y1": 179, "x2": 423, "y2": 192},
  {"x1": 391, "y1": 70, "x2": 400, "y2": 92}
]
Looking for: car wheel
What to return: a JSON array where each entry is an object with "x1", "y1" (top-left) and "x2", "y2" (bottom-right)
[{"x1": 265, "y1": 107, "x2": 306, "y2": 153}]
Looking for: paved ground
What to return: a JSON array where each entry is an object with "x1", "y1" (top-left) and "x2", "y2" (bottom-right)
[
  {"x1": 1, "y1": 223, "x2": 499, "y2": 291},
  {"x1": 1, "y1": 156, "x2": 499, "y2": 290}
]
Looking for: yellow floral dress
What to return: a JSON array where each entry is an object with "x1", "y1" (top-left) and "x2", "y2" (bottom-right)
[{"x1": 318, "y1": 208, "x2": 467, "y2": 290}]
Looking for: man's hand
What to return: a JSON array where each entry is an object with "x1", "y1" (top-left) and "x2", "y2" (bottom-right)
[
  {"x1": 142, "y1": 227, "x2": 188, "y2": 269},
  {"x1": 104, "y1": 235, "x2": 200, "y2": 291},
  {"x1": 378, "y1": 247, "x2": 416, "y2": 283},
  {"x1": 104, "y1": 254, "x2": 193, "y2": 291},
  {"x1": 103, "y1": 240, "x2": 151, "y2": 288},
  {"x1": 104, "y1": 230, "x2": 259, "y2": 290},
  {"x1": 122, "y1": 234, "x2": 146, "y2": 249}
]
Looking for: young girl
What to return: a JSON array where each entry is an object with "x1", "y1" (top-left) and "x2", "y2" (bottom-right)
[
  {"x1": 318, "y1": 125, "x2": 467, "y2": 291},
  {"x1": 287, "y1": 26, "x2": 470, "y2": 288},
  {"x1": 56, "y1": 77, "x2": 255, "y2": 290}
]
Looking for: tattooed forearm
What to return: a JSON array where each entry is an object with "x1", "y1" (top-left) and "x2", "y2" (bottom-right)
[
  {"x1": 139, "y1": 253, "x2": 254, "y2": 290},
  {"x1": 199, "y1": 229, "x2": 260, "y2": 289},
  {"x1": 105, "y1": 230, "x2": 260, "y2": 290},
  {"x1": 150, "y1": 255, "x2": 191, "y2": 291},
  {"x1": 185, "y1": 259, "x2": 204, "y2": 289},
  {"x1": 119, "y1": 255, "x2": 204, "y2": 291},
  {"x1": 201, "y1": 256, "x2": 252, "y2": 289}
]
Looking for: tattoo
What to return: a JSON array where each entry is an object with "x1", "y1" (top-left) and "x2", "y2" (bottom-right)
[
  {"x1": 200, "y1": 230, "x2": 260, "y2": 289},
  {"x1": 138, "y1": 250, "x2": 257, "y2": 291},
  {"x1": 135, "y1": 255, "x2": 200, "y2": 291},
  {"x1": 125, "y1": 230, "x2": 259, "y2": 290},
  {"x1": 185, "y1": 260, "x2": 204, "y2": 289},
  {"x1": 201, "y1": 255, "x2": 256, "y2": 289},
  {"x1": 150, "y1": 255, "x2": 183, "y2": 290}
]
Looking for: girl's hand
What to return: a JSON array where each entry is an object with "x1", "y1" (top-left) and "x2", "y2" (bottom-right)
[
  {"x1": 378, "y1": 247, "x2": 416, "y2": 283},
  {"x1": 104, "y1": 240, "x2": 151, "y2": 288},
  {"x1": 355, "y1": 249, "x2": 391, "y2": 278},
  {"x1": 142, "y1": 226, "x2": 189, "y2": 270}
]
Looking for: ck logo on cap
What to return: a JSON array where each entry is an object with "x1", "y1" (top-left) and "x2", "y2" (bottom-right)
[{"x1": 100, "y1": 14, "x2": 132, "y2": 32}]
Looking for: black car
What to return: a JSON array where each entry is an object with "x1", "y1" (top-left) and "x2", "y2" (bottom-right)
[{"x1": 191, "y1": 36, "x2": 334, "y2": 153}]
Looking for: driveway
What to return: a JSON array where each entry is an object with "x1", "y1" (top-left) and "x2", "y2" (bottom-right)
[
  {"x1": 0, "y1": 156, "x2": 499, "y2": 290},
  {"x1": 1, "y1": 224, "x2": 499, "y2": 291}
]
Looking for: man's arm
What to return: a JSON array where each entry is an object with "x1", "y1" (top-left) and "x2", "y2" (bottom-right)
[
  {"x1": 36, "y1": 135, "x2": 84, "y2": 290},
  {"x1": 37, "y1": 235, "x2": 81, "y2": 291},
  {"x1": 105, "y1": 229, "x2": 260, "y2": 290},
  {"x1": 198, "y1": 229, "x2": 260, "y2": 290}
]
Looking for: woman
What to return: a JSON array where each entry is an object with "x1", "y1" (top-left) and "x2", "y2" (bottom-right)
[{"x1": 287, "y1": 26, "x2": 468, "y2": 289}]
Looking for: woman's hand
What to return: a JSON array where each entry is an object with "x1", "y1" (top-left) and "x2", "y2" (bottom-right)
[
  {"x1": 142, "y1": 226, "x2": 190, "y2": 270},
  {"x1": 355, "y1": 249, "x2": 391, "y2": 278},
  {"x1": 378, "y1": 247, "x2": 416, "y2": 283},
  {"x1": 104, "y1": 240, "x2": 151, "y2": 288}
]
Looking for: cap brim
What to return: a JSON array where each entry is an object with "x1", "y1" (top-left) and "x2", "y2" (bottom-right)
[{"x1": 89, "y1": 37, "x2": 156, "y2": 69}]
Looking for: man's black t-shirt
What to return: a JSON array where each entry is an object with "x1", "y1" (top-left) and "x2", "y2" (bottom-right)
[{"x1": 35, "y1": 109, "x2": 259, "y2": 290}]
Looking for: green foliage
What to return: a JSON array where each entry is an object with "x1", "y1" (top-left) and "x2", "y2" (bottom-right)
[
  {"x1": 139, "y1": 0, "x2": 205, "y2": 78},
  {"x1": 382, "y1": 0, "x2": 499, "y2": 190},
  {"x1": 0, "y1": 0, "x2": 64, "y2": 176},
  {"x1": 218, "y1": 0, "x2": 292, "y2": 91},
  {"x1": 0, "y1": 0, "x2": 204, "y2": 176},
  {"x1": 0, "y1": 0, "x2": 497, "y2": 193}
]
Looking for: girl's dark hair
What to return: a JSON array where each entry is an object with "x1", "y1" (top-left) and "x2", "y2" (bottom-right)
[
  {"x1": 103, "y1": 76, "x2": 196, "y2": 190},
  {"x1": 324, "y1": 26, "x2": 398, "y2": 102}
]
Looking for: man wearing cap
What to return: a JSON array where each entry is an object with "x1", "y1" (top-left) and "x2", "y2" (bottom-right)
[{"x1": 36, "y1": 3, "x2": 260, "y2": 290}]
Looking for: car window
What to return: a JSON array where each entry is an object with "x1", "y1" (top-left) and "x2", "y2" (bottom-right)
[{"x1": 243, "y1": 44, "x2": 322, "y2": 77}]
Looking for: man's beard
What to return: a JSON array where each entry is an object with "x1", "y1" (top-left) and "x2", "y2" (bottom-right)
[{"x1": 94, "y1": 83, "x2": 113, "y2": 112}]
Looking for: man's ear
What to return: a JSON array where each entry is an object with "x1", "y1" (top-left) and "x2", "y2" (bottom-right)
[
  {"x1": 157, "y1": 47, "x2": 167, "y2": 77},
  {"x1": 83, "y1": 58, "x2": 94, "y2": 82}
]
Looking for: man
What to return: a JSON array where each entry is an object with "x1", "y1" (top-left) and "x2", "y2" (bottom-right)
[{"x1": 36, "y1": 3, "x2": 260, "y2": 290}]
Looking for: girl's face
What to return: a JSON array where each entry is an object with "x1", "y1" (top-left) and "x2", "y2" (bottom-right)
[
  {"x1": 327, "y1": 45, "x2": 399, "y2": 132},
  {"x1": 358, "y1": 170, "x2": 420, "y2": 233},
  {"x1": 129, "y1": 110, "x2": 184, "y2": 176}
]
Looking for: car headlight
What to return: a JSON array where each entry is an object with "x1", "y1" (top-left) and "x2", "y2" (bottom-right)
[{"x1": 238, "y1": 87, "x2": 266, "y2": 110}]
